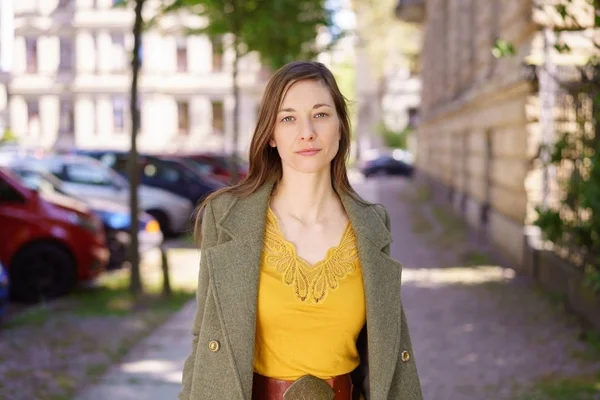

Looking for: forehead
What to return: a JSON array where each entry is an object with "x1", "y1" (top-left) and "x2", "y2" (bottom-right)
[{"x1": 280, "y1": 79, "x2": 333, "y2": 106}]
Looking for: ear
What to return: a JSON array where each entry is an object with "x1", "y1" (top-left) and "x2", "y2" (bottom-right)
[{"x1": 269, "y1": 139, "x2": 276, "y2": 147}]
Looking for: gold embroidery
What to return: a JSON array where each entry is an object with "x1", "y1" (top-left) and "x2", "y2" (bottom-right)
[{"x1": 263, "y1": 209, "x2": 359, "y2": 304}]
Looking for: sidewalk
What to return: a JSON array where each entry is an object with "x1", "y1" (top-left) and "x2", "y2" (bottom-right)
[
  {"x1": 377, "y1": 178, "x2": 600, "y2": 399},
  {"x1": 76, "y1": 300, "x2": 196, "y2": 400}
]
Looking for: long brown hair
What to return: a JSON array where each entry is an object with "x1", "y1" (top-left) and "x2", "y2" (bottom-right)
[{"x1": 194, "y1": 61, "x2": 363, "y2": 236}]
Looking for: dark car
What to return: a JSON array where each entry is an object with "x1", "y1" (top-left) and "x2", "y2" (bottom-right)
[
  {"x1": 360, "y1": 155, "x2": 414, "y2": 178},
  {"x1": 73, "y1": 150, "x2": 225, "y2": 206},
  {"x1": 87, "y1": 197, "x2": 163, "y2": 268},
  {"x1": 174, "y1": 153, "x2": 248, "y2": 184}
]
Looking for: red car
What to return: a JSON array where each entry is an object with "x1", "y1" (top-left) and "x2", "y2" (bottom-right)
[{"x1": 0, "y1": 168, "x2": 109, "y2": 302}]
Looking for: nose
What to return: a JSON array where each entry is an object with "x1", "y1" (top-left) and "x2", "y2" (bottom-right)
[{"x1": 299, "y1": 118, "x2": 316, "y2": 141}]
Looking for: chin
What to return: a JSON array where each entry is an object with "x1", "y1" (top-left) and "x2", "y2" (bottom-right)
[{"x1": 284, "y1": 159, "x2": 332, "y2": 175}]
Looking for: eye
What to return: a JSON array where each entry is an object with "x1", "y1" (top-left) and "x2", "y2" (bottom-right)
[
  {"x1": 281, "y1": 116, "x2": 295, "y2": 123},
  {"x1": 314, "y1": 112, "x2": 328, "y2": 118}
]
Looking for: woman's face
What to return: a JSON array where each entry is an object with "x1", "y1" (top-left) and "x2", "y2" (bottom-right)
[{"x1": 270, "y1": 79, "x2": 341, "y2": 175}]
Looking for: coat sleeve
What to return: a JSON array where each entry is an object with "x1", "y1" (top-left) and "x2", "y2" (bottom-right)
[
  {"x1": 179, "y1": 201, "x2": 219, "y2": 400},
  {"x1": 377, "y1": 205, "x2": 423, "y2": 400}
]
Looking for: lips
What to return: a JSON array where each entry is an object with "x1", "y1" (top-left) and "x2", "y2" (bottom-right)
[{"x1": 296, "y1": 148, "x2": 321, "y2": 156}]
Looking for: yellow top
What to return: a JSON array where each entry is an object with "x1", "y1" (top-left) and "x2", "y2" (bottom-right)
[{"x1": 253, "y1": 208, "x2": 366, "y2": 380}]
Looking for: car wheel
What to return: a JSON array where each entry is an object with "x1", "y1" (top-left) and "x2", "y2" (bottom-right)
[
  {"x1": 146, "y1": 209, "x2": 174, "y2": 237},
  {"x1": 9, "y1": 243, "x2": 77, "y2": 303},
  {"x1": 107, "y1": 230, "x2": 130, "y2": 270}
]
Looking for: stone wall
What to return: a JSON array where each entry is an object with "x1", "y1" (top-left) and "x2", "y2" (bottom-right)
[{"x1": 416, "y1": 0, "x2": 538, "y2": 265}]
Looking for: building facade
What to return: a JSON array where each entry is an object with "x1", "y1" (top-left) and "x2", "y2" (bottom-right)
[
  {"x1": 7, "y1": 0, "x2": 267, "y2": 154},
  {"x1": 396, "y1": 0, "x2": 597, "y2": 265},
  {"x1": 0, "y1": 0, "x2": 14, "y2": 136}
]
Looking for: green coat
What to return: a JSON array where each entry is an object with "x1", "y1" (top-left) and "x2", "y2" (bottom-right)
[{"x1": 179, "y1": 181, "x2": 423, "y2": 400}]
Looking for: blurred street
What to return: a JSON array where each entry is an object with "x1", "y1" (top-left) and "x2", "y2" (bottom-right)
[
  {"x1": 75, "y1": 176, "x2": 600, "y2": 400},
  {"x1": 1, "y1": 0, "x2": 600, "y2": 398}
]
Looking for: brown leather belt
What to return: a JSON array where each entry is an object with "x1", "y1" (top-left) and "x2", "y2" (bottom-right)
[{"x1": 252, "y1": 372, "x2": 353, "y2": 400}]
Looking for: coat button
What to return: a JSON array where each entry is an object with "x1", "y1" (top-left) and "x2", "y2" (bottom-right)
[
  {"x1": 401, "y1": 350, "x2": 410, "y2": 362},
  {"x1": 208, "y1": 340, "x2": 220, "y2": 352}
]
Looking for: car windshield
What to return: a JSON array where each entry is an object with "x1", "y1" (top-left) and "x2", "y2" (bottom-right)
[
  {"x1": 11, "y1": 169, "x2": 73, "y2": 197},
  {"x1": 108, "y1": 168, "x2": 129, "y2": 187},
  {"x1": 181, "y1": 159, "x2": 213, "y2": 176},
  {"x1": 73, "y1": 157, "x2": 129, "y2": 188}
]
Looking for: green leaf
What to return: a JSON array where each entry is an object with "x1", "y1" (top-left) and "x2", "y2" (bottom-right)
[
  {"x1": 555, "y1": 4, "x2": 568, "y2": 20},
  {"x1": 492, "y1": 39, "x2": 516, "y2": 58},
  {"x1": 554, "y1": 42, "x2": 571, "y2": 54}
]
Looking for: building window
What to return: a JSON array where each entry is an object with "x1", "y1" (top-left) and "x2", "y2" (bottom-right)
[
  {"x1": 25, "y1": 38, "x2": 37, "y2": 73},
  {"x1": 176, "y1": 37, "x2": 187, "y2": 72},
  {"x1": 212, "y1": 100, "x2": 224, "y2": 134},
  {"x1": 177, "y1": 101, "x2": 190, "y2": 135},
  {"x1": 59, "y1": 37, "x2": 74, "y2": 72},
  {"x1": 112, "y1": 96, "x2": 126, "y2": 133},
  {"x1": 211, "y1": 37, "x2": 223, "y2": 72},
  {"x1": 26, "y1": 100, "x2": 40, "y2": 136},
  {"x1": 110, "y1": 33, "x2": 127, "y2": 72},
  {"x1": 59, "y1": 100, "x2": 74, "y2": 134}
]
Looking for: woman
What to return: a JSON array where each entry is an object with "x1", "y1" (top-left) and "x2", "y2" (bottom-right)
[{"x1": 180, "y1": 61, "x2": 422, "y2": 400}]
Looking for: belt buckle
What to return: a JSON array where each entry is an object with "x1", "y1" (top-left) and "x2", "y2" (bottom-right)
[{"x1": 283, "y1": 375, "x2": 335, "y2": 400}]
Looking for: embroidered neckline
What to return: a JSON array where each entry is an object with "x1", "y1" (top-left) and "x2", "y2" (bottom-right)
[{"x1": 263, "y1": 208, "x2": 359, "y2": 304}]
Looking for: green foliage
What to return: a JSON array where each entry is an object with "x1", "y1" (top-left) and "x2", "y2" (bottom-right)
[
  {"x1": 532, "y1": 2, "x2": 600, "y2": 292},
  {"x1": 491, "y1": 39, "x2": 516, "y2": 58},
  {"x1": 156, "y1": 0, "x2": 334, "y2": 70},
  {"x1": 331, "y1": 61, "x2": 357, "y2": 128},
  {"x1": 351, "y1": 0, "x2": 421, "y2": 80},
  {"x1": 0, "y1": 129, "x2": 18, "y2": 143},
  {"x1": 535, "y1": 123, "x2": 600, "y2": 291},
  {"x1": 378, "y1": 121, "x2": 410, "y2": 149},
  {"x1": 554, "y1": 41, "x2": 572, "y2": 54}
]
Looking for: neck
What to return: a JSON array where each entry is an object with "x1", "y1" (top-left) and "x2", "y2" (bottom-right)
[{"x1": 271, "y1": 168, "x2": 338, "y2": 224}]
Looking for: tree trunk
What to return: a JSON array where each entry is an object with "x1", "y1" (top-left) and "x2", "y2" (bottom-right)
[
  {"x1": 160, "y1": 244, "x2": 172, "y2": 297},
  {"x1": 230, "y1": 35, "x2": 240, "y2": 184},
  {"x1": 128, "y1": 0, "x2": 145, "y2": 296}
]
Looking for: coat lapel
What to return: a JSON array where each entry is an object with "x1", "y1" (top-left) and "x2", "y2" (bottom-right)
[
  {"x1": 340, "y1": 193, "x2": 401, "y2": 400},
  {"x1": 205, "y1": 183, "x2": 401, "y2": 400},
  {"x1": 204, "y1": 182, "x2": 274, "y2": 399}
]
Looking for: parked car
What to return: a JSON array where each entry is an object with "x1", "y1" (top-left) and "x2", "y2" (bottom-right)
[
  {"x1": 87, "y1": 196, "x2": 163, "y2": 268},
  {"x1": 73, "y1": 150, "x2": 225, "y2": 206},
  {"x1": 0, "y1": 168, "x2": 109, "y2": 302},
  {"x1": 7, "y1": 154, "x2": 194, "y2": 236},
  {"x1": 11, "y1": 168, "x2": 164, "y2": 269},
  {"x1": 360, "y1": 154, "x2": 414, "y2": 178},
  {"x1": 172, "y1": 152, "x2": 248, "y2": 184},
  {"x1": 0, "y1": 261, "x2": 8, "y2": 318},
  {"x1": 0, "y1": 143, "x2": 50, "y2": 167}
]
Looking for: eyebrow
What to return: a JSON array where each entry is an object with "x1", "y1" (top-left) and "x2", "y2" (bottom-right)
[{"x1": 278, "y1": 103, "x2": 333, "y2": 113}]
